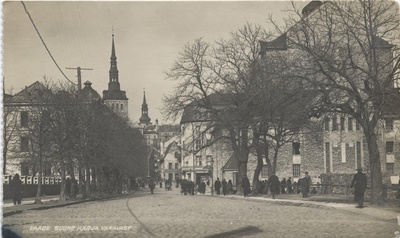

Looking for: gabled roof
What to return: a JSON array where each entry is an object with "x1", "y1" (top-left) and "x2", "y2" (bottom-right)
[
  {"x1": 221, "y1": 152, "x2": 238, "y2": 171},
  {"x1": 6, "y1": 81, "x2": 51, "y2": 104},
  {"x1": 163, "y1": 140, "x2": 181, "y2": 160},
  {"x1": 180, "y1": 93, "x2": 247, "y2": 123}
]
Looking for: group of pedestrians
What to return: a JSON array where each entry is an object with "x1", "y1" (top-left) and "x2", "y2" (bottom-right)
[{"x1": 214, "y1": 178, "x2": 234, "y2": 195}]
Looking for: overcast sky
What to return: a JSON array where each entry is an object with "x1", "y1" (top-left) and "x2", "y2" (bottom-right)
[{"x1": 2, "y1": 1, "x2": 304, "y2": 124}]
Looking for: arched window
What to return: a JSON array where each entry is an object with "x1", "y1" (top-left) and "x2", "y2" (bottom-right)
[
  {"x1": 121, "y1": 104, "x2": 123, "y2": 110},
  {"x1": 111, "y1": 103, "x2": 114, "y2": 109}
]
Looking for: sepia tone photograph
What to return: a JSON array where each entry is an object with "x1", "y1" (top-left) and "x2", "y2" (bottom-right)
[{"x1": 2, "y1": 1, "x2": 400, "y2": 237}]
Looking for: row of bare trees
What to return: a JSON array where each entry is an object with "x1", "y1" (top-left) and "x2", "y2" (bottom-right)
[
  {"x1": 4, "y1": 80, "x2": 147, "y2": 203},
  {"x1": 163, "y1": 0, "x2": 400, "y2": 204}
]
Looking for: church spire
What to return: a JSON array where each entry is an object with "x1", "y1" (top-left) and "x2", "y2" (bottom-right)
[
  {"x1": 109, "y1": 32, "x2": 119, "y2": 87},
  {"x1": 139, "y1": 89, "x2": 151, "y2": 125}
]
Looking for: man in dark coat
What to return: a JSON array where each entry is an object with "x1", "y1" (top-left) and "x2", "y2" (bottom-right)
[
  {"x1": 241, "y1": 176, "x2": 251, "y2": 197},
  {"x1": 350, "y1": 168, "x2": 367, "y2": 208},
  {"x1": 65, "y1": 177, "x2": 71, "y2": 199},
  {"x1": 222, "y1": 179, "x2": 228, "y2": 196},
  {"x1": 214, "y1": 178, "x2": 221, "y2": 195},
  {"x1": 10, "y1": 174, "x2": 23, "y2": 205},
  {"x1": 287, "y1": 177, "x2": 293, "y2": 194},
  {"x1": 268, "y1": 174, "x2": 280, "y2": 199}
]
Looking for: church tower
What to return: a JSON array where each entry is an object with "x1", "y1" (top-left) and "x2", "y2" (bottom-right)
[
  {"x1": 103, "y1": 33, "x2": 128, "y2": 116},
  {"x1": 139, "y1": 90, "x2": 151, "y2": 126}
]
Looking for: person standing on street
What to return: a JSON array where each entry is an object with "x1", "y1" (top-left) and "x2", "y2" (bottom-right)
[
  {"x1": 350, "y1": 168, "x2": 367, "y2": 208},
  {"x1": 222, "y1": 179, "x2": 228, "y2": 196},
  {"x1": 227, "y1": 179, "x2": 233, "y2": 195},
  {"x1": 10, "y1": 173, "x2": 23, "y2": 205},
  {"x1": 65, "y1": 177, "x2": 71, "y2": 199},
  {"x1": 300, "y1": 172, "x2": 311, "y2": 198},
  {"x1": 268, "y1": 174, "x2": 280, "y2": 199},
  {"x1": 214, "y1": 178, "x2": 221, "y2": 195},
  {"x1": 287, "y1": 177, "x2": 293, "y2": 194},
  {"x1": 241, "y1": 175, "x2": 251, "y2": 197},
  {"x1": 148, "y1": 178, "x2": 155, "y2": 194}
]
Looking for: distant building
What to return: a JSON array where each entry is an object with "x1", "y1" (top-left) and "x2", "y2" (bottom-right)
[{"x1": 102, "y1": 34, "x2": 128, "y2": 117}]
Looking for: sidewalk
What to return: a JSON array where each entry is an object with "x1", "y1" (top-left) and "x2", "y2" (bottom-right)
[
  {"x1": 2, "y1": 192, "x2": 135, "y2": 217},
  {"x1": 212, "y1": 193, "x2": 400, "y2": 222}
]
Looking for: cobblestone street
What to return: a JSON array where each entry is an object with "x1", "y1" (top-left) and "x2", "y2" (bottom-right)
[{"x1": 3, "y1": 188, "x2": 398, "y2": 238}]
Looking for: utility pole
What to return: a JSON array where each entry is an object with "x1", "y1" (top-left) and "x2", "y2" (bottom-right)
[{"x1": 66, "y1": 67, "x2": 93, "y2": 90}]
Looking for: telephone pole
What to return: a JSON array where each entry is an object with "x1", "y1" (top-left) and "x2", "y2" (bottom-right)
[{"x1": 66, "y1": 67, "x2": 93, "y2": 90}]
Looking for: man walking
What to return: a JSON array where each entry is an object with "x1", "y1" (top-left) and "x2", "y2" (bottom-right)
[
  {"x1": 241, "y1": 175, "x2": 251, "y2": 197},
  {"x1": 268, "y1": 173, "x2": 280, "y2": 199},
  {"x1": 222, "y1": 179, "x2": 228, "y2": 196},
  {"x1": 350, "y1": 168, "x2": 367, "y2": 208},
  {"x1": 214, "y1": 178, "x2": 221, "y2": 195}
]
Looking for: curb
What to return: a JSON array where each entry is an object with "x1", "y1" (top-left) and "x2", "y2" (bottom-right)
[
  {"x1": 207, "y1": 194, "x2": 399, "y2": 222},
  {"x1": 3, "y1": 192, "x2": 136, "y2": 217}
]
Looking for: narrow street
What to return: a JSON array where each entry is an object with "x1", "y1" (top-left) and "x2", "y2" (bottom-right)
[{"x1": 3, "y1": 187, "x2": 398, "y2": 238}]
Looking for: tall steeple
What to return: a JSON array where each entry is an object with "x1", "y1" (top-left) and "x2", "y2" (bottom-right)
[
  {"x1": 103, "y1": 30, "x2": 128, "y2": 117},
  {"x1": 108, "y1": 33, "x2": 120, "y2": 90},
  {"x1": 139, "y1": 90, "x2": 151, "y2": 125}
]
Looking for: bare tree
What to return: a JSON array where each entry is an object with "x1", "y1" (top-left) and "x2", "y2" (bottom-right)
[{"x1": 270, "y1": 0, "x2": 400, "y2": 203}]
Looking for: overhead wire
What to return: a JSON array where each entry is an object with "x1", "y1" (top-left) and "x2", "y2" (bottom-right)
[{"x1": 20, "y1": 1, "x2": 76, "y2": 85}]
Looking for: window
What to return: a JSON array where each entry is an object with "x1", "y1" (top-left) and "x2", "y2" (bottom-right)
[
  {"x1": 386, "y1": 163, "x2": 394, "y2": 175},
  {"x1": 121, "y1": 104, "x2": 124, "y2": 110},
  {"x1": 293, "y1": 164, "x2": 301, "y2": 177},
  {"x1": 175, "y1": 163, "x2": 179, "y2": 169},
  {"x1": 20, "y1": 162, "x2": 29, "y2": 176},
  {"x1": 386, "y1": 141, "x2": 394, "y2": 154},
  {"x1": 20, "y1": 137, "x2": 29, "y2": 152},
  {"x1": 21, "y1": 111, "x2": 28, "y2": 127},
  {"x1": 195, "y1": 138, "x2": 202, "y2": 151},
  {"x1": 292, "y1": 142, "x2": 300, "y2": 155},
  {"x1": 261, "y1": 165, "x2": 269, "y2": 178},
  {"x1": 324, "y1": 118, "x2": 330, "y2": 131},
  {"x1": 196, "y1": 155, "x2": 202, "y2": 166},
  {"x1": 111, "y1": 103, "x2": 114, "y2": 110},
  {"x1": 385, "y1": 119, "x2": 393, "y2": 130},
  {"x1": 356, "y1": 121, "x2": 360, "y2": 130},
  {"x1": 174, "y1": 173, "x2": 180, "y2": 181},
  {"x1": 340, "y1": 117, "x2": 345, "y2": 131},
  {"x1": 348, "y1": 117, "x2": 353, "y2": 131},
  {"x1": 168, "y1": 163, "x2": 173, "y2": 169},
  {"x1": 332, "y1": 117, "x2": 338, "y2": 131},
  {"x1": 168, "y1": 173, "x2": 173, "y2": 181}
]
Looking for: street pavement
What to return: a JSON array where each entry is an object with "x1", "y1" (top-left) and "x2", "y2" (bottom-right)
[{"x1": 2, "y1": 187, "x2": 400, "y2": 238}]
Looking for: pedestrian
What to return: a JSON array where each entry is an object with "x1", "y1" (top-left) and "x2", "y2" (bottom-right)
[
  {"x1": 65, "y1": 177, "x2": 71, "y2": 199},
  {"x1": 200, "y1": 180, "x2": 206, "y2": 194},
  {"x1": 263, "y1": 179, "x2": 269, "y2": 194},
  {"x1": 214, "y1": 178, "x2": 221, "y2": 195},
  {"x1": 300, "y1": 173, "x2": 310, "y2": 198},
  {"x1": 227, "y1": 179, "x2": 233, "y2": 195},
  {"x1": 350, "y1": 168, "x2": 367, "y2": 208},
  {"x1": 268, "y1": 174, "x2": 280, "y2": 199},
  {"x1": 304, "y1": 171, "x2": 312, "y2": 193},
  {"x1": 287, "y1": 177, "x2": 293, "y2": 194},
  {"x1": 281, "y1": 178, "x2": 287, "y2": 194},
  {"x1": 10, "y1": 173, "x2": 23, "y2": 205},
  {"x1": 159, "y1": 181, "x2": 162, "y2": 188},
  {"x1": 241, "y1": 175, "x2": 251, "y2": 197},
  {"x1": 222, "y1": 179, "x2": 228, "y2": 196},
  {"x1": 148, "y1": 178, "x2": 155, "y2": 194}
]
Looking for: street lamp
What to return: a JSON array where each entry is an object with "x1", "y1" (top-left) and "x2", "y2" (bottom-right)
[{"x1": 207, "y1": 157, "x2": 214, "y2": 195}]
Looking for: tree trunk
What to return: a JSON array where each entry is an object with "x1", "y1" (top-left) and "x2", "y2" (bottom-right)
[
  {"x1": 79, "y1": 166, "x2": 86, "y2": 199},
  {"x1": 272, "y1": 148, "x2": 279, "y2": 175},
  {"x1": 365, "y1": 131, "x2": 383, "y2": 204},
  {"x1": 34, "y1": 155, "x2": 43, "y2": 204},
  {"x1": 85, "y1": 166, "x2": 91, "y2": 197},
  {"x1": 59, "y1": 161, "x2": 66, "y2": 201}
]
